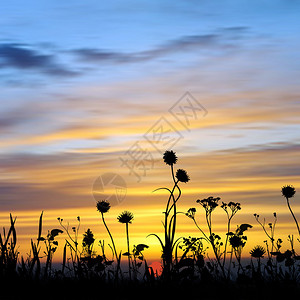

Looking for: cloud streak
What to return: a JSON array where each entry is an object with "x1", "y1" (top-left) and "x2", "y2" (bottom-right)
[
  {"x1": 1, "y1": 141, "x2": 299, "y2": 209},
  {"x1": 0, "y1": 43, "x2": 79, "y2": 77},
  {"x1": 73, "y1": 28, "x2": 247, "y2": 64},
  {"x1": 0, "y1": 27, "x2": 248, "y2": 83}
]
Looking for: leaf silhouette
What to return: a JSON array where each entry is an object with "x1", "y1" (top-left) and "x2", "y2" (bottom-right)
[
  {"x1": 136, "y1": 244, "x2": 149, "y2": 252},
  {"x1": 236, "y1": 224, "x2": 252, "y2": 235},
  {"x1": 50, "y1": 229, "x2": 63, "y2": 238}
]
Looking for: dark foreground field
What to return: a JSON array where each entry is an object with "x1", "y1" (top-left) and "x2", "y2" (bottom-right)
[{"x1": 2, "y1": 275, "x2": 300, "y2": 300}]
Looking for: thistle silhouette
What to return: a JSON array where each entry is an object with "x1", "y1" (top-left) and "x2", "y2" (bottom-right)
[
  {"x1": 118, "y1": 211, "x2": 134, "y2": 279},
  {"x1": 96, "y1": 200, "x2": 121, "y2": 279},
  {"x1": 282, "y1": 185, "x2": 299, "y2": 235},
  {"x1": 250, "y1": 245, "x2": 266, "y2": 258},
  {"x1": 163, "y1": 150, "x2": 178, "y2": 166},
  {"x1": 176, "y1": 169, "x2": 190, "y2": 183},
  {"x1": 250, "y1": 245, "x2": 266, "y2": 276}
]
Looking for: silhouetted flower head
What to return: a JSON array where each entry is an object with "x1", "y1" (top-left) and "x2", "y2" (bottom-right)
[
  {"x1": 163, "y1": 150, "x2": 178, "y2": 166},
  {"x1": 117, "y1": 211, "x2": 134, "y2": 224},
  {"x1": 82, "y1": 228, "x2": 95, "y2": 247},
  {"x1": 229, "y1": 235, "x2": 245, "y2": 249},
  {"x1": 176, "y1": 169, "x2": 190, "y2": 183},
  {"x1": 221, "y1": 201, "x2": 241, "y2": 214},
  {"x1": 186, "y1": 207, "x2": 196, "y2": 219},
  {"x1": 281, "y1": 185, "x2": 296, "y2": 199},
  {"x1": 197, "y1": 196, "x2": 220, "y2": 211},
  {"x1": 96, "y1": 200, "x2": 111, "y2": 214},
  {"x1": 228, "y1": 201, "x2": 241, "y2": 210},
  {"x1": 250, "y1": 245, "x2": 266, "y2": 258}
]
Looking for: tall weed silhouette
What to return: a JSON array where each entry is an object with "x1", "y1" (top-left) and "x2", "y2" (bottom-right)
[{"x1": 148, "y1": 150, "x2": 190, "y2": 279}]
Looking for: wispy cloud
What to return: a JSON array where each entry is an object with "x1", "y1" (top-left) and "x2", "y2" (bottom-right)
[
  {"x1": 0, "y1": 43, "x2": 79, "y2": 77},
  {"x1": 73, "y1": 28, "x2": 247, "y2": 64},
  {"x1": 1, "y1": 141, "x2": 299, "y2": 211},
  {"x1": 0, "y1": 27, "x2": 248, "y2": 84}
]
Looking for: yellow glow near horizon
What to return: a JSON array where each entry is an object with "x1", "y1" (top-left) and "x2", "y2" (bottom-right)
[
  {"x1": 2, "y1": 189, "x2": 300, "y2": 264},
  {"x1": 1, "y1": 85, "x2": 299, "y2": 265}
]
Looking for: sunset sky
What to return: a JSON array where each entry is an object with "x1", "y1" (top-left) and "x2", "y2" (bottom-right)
[{"x1": 1, "y1": 1, "x2": 300, "y2": 261}]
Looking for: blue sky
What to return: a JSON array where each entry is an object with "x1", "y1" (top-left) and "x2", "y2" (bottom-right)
[
  {"x1": 1, "y1": 0, "x2": 299, "y2": 155},
  {"x1": 1, "y1": 1, "x2": 300, "y2": 88}
]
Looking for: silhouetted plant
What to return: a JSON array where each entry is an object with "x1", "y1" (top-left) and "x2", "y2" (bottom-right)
[
  {"x1": 227, "y1": 224, "x2": 252, "y2": 275},
  {"x1": 96, "y1": 200, "x2": 111, "y2": 214},
  {"x1": 21, "y1": 211, "x2": 44, "y2": 279},
  {"x1": 193, "y1": 196, "x2": 243, "y2": 278},
  {"x1": 221, "y1": 201, "x2": 241, "y2": 269},
  {"x1": 58, "y1": 216, "x2": 82, "y2": 277},
  {"x1": 175, "y1": 236, "x2": 207, "y2": 279},
  {"x1": 253, "y1": 212, "x2": 281, "y2": 279},
  {"x1": 169, "y1": 172, "x2": 246, "y2": 280},
  {"x1": 96, "y1": 201, "x2": 118, "y2": 260},
  {"x1": 17, "y1": 212, "x2": 63, "y2": 280},
  {"x1": 163, "y1": 150, "x2": 178, "y2": 165},
  {"x1": 175, "y1": 169, "x2": 190, "y2": 183},
  {"x1": 80, "y1": 229, "x2": 112, "y2": 278},
  {"x1": 81, "y1": 228, "x2": 96, "y2": 274},
  {"x1": 82, "y1": 228, "x2": 95, "y2": 258},
  {"x1": 131, "y1": 243, "x2": 149, "y2": 280},
  {"x1": 250, "y1": 245, "x2": 266, "y2": 276},
  {"x1": 44, "y1": 228, "x2": 63, "y2": 277},
  {"x1": 96, "y1": 200, "x2": 121, "y2": 280},
  {"x1": 254, "y1": 212, "x2": 278, "y2": 255},
  {"x1": 253, "y1": 185, "x2": 300, "y2": 281},
  {"x1": 0, "y1": 214, "x2": 18, "y2": 278},
  {"x1": 196, "y1": 196, "x2": 225, "y2": 275},
  {"x1": 282, "y1": 185, "x2": 300, "y2": 236},
  {"x1": 118, "y1": 210, "x2": 134, "y2": 279},
  {"x1": 149, "y1": 150, "x2": 190, "y2": 279}
]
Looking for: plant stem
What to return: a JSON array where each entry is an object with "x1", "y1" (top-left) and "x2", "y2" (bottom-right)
[
  {"x1": 234, "y1": 248, "x2": 244, "y2": 274},
  {"x1": 192, "y1": 218, "x2": 210, "y2": 243},
  {"x1": 167, "y1": 181, "x2": 180, "y2": 216},
  {"x1": 222, "y1": 216, "x2": 232, "y2": 269},
  {"x1": 227, "y1": 248, "x2": 233, "y2": 280},
  {"x1": 101, "y1": 213, "x2": 118, "y2": 259},
  {"x1": 165, "y1": 165, "x2": 176, "y2": 215},
  {"x1": 286, "y1": 197, "x2": 300, "y2": 236},
  {"x1": 205, "y1": 210, "x2": 226, "y2": 278},
  {"x1": 101, "y1": 212, "x2": 122, "y2": 281},
  {"x1": 161, "y1": 165, "x2": 180, "y2": 279},
  {"x1": 126, "y1": 222, "x2": 131, "y2": 280}
]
